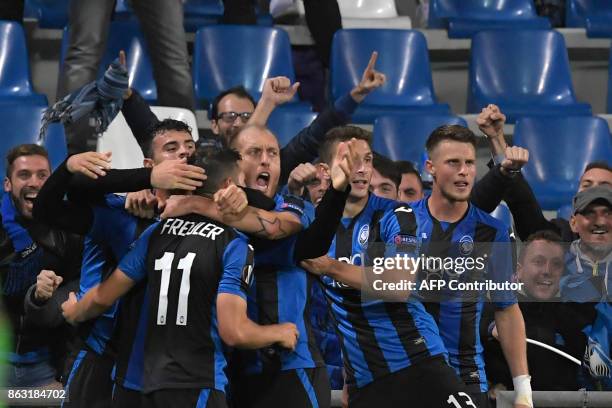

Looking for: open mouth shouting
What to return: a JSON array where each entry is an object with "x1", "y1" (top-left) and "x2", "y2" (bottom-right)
[{"x1": 255, "y1": 172, "x2": 270, "y2": 193}]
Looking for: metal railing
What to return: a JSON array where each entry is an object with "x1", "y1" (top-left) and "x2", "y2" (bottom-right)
[
  {"x1": 331, "y1": 390, "x2": 612, "y2": 407},
  {"x1": 496, "y1": 391, "x2": 612, "y2": 408}
]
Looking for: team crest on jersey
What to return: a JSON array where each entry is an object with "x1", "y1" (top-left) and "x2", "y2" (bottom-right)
[
  {"x1": 358, "y1": 224, "x2": 370, "y2": 246},
  {"x1": 459, "y1": 235, "x2": 474, "y2": 255}
]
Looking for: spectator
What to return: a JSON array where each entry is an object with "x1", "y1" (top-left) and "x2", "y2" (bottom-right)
[
  {"x1": 57, "y1": 0, "x2": 194, "y2": 153},
  {"x1": 1, "y1": 144, "x2": 83, "y2": 388},
  {"x1": 370, "y1": 152, "x2": 401, "y2": 200},
  {"x1": 483, "y1": 231, "x2": 589, "y2": 393},
  {"x1": 476, "y1": 104, "x2": 612, "y2": 242},
  {"x1": 395, "y1": 160, "x2": 424, "y2": 202},
  {"x1": 561, "y1": 186, "x2": 612, "y2": 303},
  {"x1": 561, "y1": 185, "x2": 612, "y2": 391}
]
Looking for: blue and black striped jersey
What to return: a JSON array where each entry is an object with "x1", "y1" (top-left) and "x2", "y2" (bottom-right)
[
  {"x1": 411, "y1": 198, "x2": 516, "y2": 392},
  {"x1": 322, "y1": 194, "x2": 447, "y2": 388}
]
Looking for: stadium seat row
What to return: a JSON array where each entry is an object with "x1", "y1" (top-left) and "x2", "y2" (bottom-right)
[
  {"x1": 3, "y1": 21, "x2": 610, "y2": 122},
  {"x1": 24, "y1": 0, "x2": 612, "y2": 37}
]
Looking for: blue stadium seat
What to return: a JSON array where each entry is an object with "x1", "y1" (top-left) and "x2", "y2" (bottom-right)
[
  {"x1": 0, "y1": 105, "x2": 67, "y2": 179},
  {"x1": 114, "y1": 0, "x2": 271, "y2": 31},
  {"x1": 267, "y1": 111, "x2": 317, "y2": 148},
  {"x1": 428, "y1": 0, "x2": 550, "y2": 38},
  {"x1": 24, "y1": 0, "x2": 70, "y2": 29},
  {"x1": 0, "y1": 21, "x2": 47, "y2": 106},
  {"x1": 193, "y1": 25, "x2": 307, "y2": 111},
  {"x1": 513, "y1": 116, "x2": 612, "y2": 210},
  {"x1": 372, "y1": 114, "x2": 466, "y2": 173},
  {"x1": 566, "y1": 0, "x2": 612, "y2": 38},
  {"x1": 331, "y1": 29, "x2": 450, "y2": 124},
  {"x1": 557, "y1": 204, "x2": 573, "y2": 221},
  {"x1": 608, "y1": 47, "x2": 612, "y2": 113},
  {"x1": 60, "y1": 21, "x2": 157, "y2": 104},
  {"x1": 467, "y1": 30, "x2": 592, "y2": 123},
  {"x1": 490, "y1": 203, "x2": 513, "y2": 230}
]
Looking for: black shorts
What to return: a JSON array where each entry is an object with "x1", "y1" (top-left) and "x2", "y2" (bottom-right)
[
  {"x1": 348, "y1": 356, "x2": 481, "y2": 408},
  {"x1": 231, "y1": 367, "x2": 330, "y2": 408},
  {"x1": 62, "y1": 349, "x2": 114, "y2": 408},
  {"x1": 142, "y1": 388, "x2": 227, "y2": 408},
  {"x1": 112, "y1": 383, "x2": 143, "y2": 408},
  {"x1": 467, "y1": 391, "x2": 491, "y2": 408}
]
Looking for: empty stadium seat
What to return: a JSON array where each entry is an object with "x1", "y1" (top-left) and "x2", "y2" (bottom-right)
[
  {"x1": 608, "y1": 45, "x2": 612, "y2": 113},
  {"x1": 0, "y1": 105, "x2": 67, "y2": 179},
  {"x1": 490, "y1": 203, "x2": 513, "y2": 230},
  {"x1": 429, "y1": 0, "x2": 550, "y2": 38},
  {"x1": 115, "y1": 0, "x2": 272, "y2": 31},
  {"x1": 193, "y1": 25, "x2": 307, "y2": 111},
  {"x1": 467, "y1": 30, "x2": 592, "y2": 123},
  {"x1": 24, "y1": 0, "x2": 70, "y2": 29},
  {"x1": 566, "y1": 0, "x2": 612, "y2": 38},
  {"x1": 331, "y1": 29, "x2": 450, "y2": 124},
  {"x1": 337, "y1": 0, "x2": 398, "y2": 18},
  {"x1": 372, "y1": 114, "x2": 466, "y2": 172},
  {"x1": 513, "y1": 116, "x2": 612, "y2": 210},
  {"x1": 557, "y1": 204, "x2": 573, "y2": 221},
  {"x1": 0, "y1": 21, "x2": 48, "y2": 106},
  {"x1": 59, "y1": 21, "x2": 157, "y2": 104},
  {"x1": 267, "y1": 110, "x2": 317, "y2": 148},
  {"x1": 98, "y1": 107, "x2": 199, "y2": 170}
]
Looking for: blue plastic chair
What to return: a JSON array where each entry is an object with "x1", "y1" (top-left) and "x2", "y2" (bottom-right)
[
  {"x1": 330, "y1": 29, "x2": 450, "y2": 124},
  {"x1": 557, "y1": 204, "x2": 574, "y2": 221},
  {"x1": 490, "y1": 203, "x2": 513, "y2": 230},
  {"x1": 0, "y1": 105, "x2": 67, "y2": 179},
  {"x1": 372, "y1": 114, "x2": 467, "y2": 173},
  {"x1": 513, "y1": 116, "x2": 612, "y2": 210},
  {"x1": 0, "y1": 21, "x2": 47, "y2": 106},
  {"x1": 60, "y1": 21, "x2": 157, "y2": 104},
  {"x1": 267, "y1": 111, "x2": 317, "y2": 148},
  {"x1": 428, "y1": 0, "x2": 550, "y2": 38},
  {"x1": 193, "y1": 25, "x2": 305, "y2": 110},
  {"x1": 608, "y1": 47, "x2": 612, "y2": 114},
  {"x1": 467, "y1": 30, "x2": 592, "y2": 123},
  {"x1": 24, "y1": 0, "x2": 70, "y2": 29},
  {"x1": 566, "y1": 0, "x2": 612, "y2": 37}
]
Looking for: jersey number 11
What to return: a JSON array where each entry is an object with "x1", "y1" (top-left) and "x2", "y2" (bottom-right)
[{"x1": 155, "y1": 252, "x2": 196, "y2": 326}]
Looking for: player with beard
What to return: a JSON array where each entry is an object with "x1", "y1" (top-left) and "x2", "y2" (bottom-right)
[
  {"x1": 33, "y1": 119, "x2": 208, "y2": 408},
  {"x1": 61, "y1": 146, "x2": 300, "y2": 408},
  {"x1": 161, "y1": 124, "x2": 357, "y2": 407},
  {"x1": 299, "y1": 126, "x2": 479, "y2": 408}
]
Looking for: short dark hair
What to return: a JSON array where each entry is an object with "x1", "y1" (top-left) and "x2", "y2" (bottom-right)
[
  {"x1": 318, "y1": 126, "x2": 373, "y2": 165},
  {"x1": 373, "y1": 152, "x2": 401, "y2": 189},
  {"x1": 189, "y1": 146, "x2": 242, "y2": 195},
  {"x1": 6, "y1": 144, "x2": 49, "y2": 177},
  {"x1": 518, "y1": 230, "x2": 565, "y2": 263},
  {"x1": 425, "y1": 125, "x2": 477, "y2": 155},
  {"x1": 395, "y1": 160, "x2": 423, "y2": 189},
  {"x1": 141, "y1": 119, "x2": 193, "y2": 158},
  {"x1": 584, "y1": 161, "x2": 612, "y2": 174},
  {"x1": 211, "y1": 86, "x2": 256, "y2": 120}
]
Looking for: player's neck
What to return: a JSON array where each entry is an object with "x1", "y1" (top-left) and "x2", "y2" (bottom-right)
[
  {"x1": 427, "y1": 188, "x2": 468, "y2": 223},
  {"x1": 343, "y1": 194, "x2": 368, "y2": 218}
]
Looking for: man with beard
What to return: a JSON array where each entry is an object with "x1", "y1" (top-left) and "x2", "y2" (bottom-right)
[
  {"x1": 1, "y1": 144, "x2": 83, "y2": 388},
  {"x1": 161, "y1": 124, "x2": 356, "y2": 407}
]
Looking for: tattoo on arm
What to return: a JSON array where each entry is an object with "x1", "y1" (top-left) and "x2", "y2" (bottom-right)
[{"x1": 252, "y1": 215, "x2": 289, "y2": 238}]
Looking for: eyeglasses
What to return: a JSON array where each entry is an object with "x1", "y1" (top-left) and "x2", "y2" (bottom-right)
[{"x1": 217, "y1": 111, "x2": 252, "y2": 124}]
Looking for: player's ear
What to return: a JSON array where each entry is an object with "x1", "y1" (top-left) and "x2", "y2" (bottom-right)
[
  {"x1": 4, "y1": 176, "x2": 11, "y2": 193},
  {"x1": 425, "y1": 159, "x2": 434, "y2": 177},
  {"x1": 143, "y1": 158, "x2": 154, "y2": 168}
]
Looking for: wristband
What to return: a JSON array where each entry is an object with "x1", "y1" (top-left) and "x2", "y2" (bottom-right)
[{"x1": 512, "y1": 375, "x2": 533, "y2": 407}]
